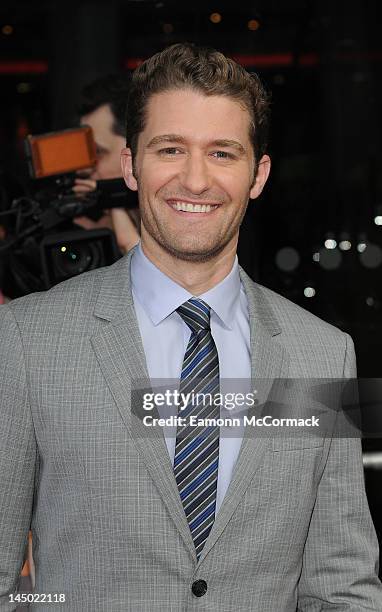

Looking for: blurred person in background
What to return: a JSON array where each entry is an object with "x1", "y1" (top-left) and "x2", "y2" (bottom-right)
[{"x1": 73, "y1": 74, "x2": 140, "y2": 253}]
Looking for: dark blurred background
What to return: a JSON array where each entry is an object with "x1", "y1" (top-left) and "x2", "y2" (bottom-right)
[{"x1": 0, "y1": 0, "x2": 381, "y2": 564}]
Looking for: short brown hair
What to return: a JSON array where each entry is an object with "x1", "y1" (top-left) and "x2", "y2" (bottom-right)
[{"x1": 126, "y1": 43, "x2": 270, "y2": 171}]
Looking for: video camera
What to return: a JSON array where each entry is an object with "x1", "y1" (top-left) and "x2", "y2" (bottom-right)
[{"x1": 0, "y1": 126, "x2": 138, "y2": 297}]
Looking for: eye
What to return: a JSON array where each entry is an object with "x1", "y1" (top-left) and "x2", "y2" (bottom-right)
[
  {"x1": 211, "y1": 150, "x2": 235, "y2": 159},
  {"x1": 158, "y1": 147, "x2": 182, "y2": 155}
]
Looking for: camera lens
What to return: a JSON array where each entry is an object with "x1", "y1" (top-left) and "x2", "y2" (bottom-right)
[
  {"x1": 41, "y1": 230, "x2": 118, "y2": 289},
  {"x1": 52, "y1": 242, "x2": 102, "y2": 278}
]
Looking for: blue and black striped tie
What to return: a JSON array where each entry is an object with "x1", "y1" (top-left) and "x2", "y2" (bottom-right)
[{"x1": 174, "y1": 297, "x2": 220, "y2": 560}]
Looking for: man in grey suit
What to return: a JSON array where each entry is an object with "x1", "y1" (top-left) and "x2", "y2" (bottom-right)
[{"x1": 0, "y1": 43, "x2": 381, "y2": 611}]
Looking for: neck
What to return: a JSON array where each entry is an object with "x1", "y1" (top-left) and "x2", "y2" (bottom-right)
[{"x1": 140, "y1": 237, "x2": 238, "y2": 295}]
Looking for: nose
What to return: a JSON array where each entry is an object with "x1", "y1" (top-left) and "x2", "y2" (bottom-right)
[{"x1": 179, "y1": 152, "x2": 211, "y2": 195}]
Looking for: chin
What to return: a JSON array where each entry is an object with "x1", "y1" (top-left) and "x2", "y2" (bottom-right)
[{"x1": 162, "y1": 240, "x2": 227, "y2": 263}]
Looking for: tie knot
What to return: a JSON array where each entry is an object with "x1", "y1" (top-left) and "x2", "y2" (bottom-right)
[{"x1": 176, "y1": 298, "x2": 211, "y2": 333}]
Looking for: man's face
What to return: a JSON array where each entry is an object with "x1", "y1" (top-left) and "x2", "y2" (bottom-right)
[
  {"x1": 121, "y1": 88, "x2": 270, "y2": 262},
  {"x1": 80, "y1": 104, "x2": 125, "y2": 180}
]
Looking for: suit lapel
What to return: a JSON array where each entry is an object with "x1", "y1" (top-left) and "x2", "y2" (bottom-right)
[
  {"x1": 197, "y1": 268, "x2": 290, "y2": 564},
  {"x1": 90, "y1": 251, "x2": 196, "y2": 561}
]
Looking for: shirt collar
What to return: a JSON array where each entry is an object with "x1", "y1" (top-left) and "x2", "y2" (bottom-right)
[{"x1": 131, "y1": 242, "x2": 241, "y2": 330}]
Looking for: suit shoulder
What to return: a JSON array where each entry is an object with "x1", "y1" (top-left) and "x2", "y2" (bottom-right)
[
  {"x1": 3, "y1": 262, "x2": 118, "y2": 328},
  {"x1": 245, "y1": 280, "x2": 354, "y2": 375},
  {"x1": 252, "y1": 281, "x2": 348, "y2": 342}
]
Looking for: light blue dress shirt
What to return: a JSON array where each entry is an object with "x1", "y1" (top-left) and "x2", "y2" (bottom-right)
[{"x1": 130, "y1": 242, "x2": 251, "y2": 513}]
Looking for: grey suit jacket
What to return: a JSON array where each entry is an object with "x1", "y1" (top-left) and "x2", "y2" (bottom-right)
[{"x1": 0, "y1": 249, "x2": 381, "y2": 611}]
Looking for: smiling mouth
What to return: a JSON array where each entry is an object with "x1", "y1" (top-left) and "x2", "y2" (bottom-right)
[{"x1": 167, "y1": 200, "x2": 220, "y2": 213}]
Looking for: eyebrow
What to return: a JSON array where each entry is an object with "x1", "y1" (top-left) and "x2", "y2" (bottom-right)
[
  {"x1": 146, "y1": 134, "x2": 186, "y2": 148},
  {"x1": 146, "y1": 134, "x2": 246, "y2": 155}
]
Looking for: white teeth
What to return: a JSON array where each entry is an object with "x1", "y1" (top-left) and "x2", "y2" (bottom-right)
[{"x1": 172, "y1": 201, "x2": 217, "y2": 213}]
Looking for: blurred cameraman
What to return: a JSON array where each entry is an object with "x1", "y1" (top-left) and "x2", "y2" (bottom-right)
[{"x1": 73, "y1": 74, "x2": 140, "y2": 253}]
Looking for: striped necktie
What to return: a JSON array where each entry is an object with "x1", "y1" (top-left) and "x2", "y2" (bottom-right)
[{"x1": 174, "y1": 297, "x2": 220, "y2": 560}]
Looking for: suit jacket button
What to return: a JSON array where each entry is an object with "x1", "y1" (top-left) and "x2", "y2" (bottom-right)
[{"x1": 192, "y1": 580, "x2": 208, "y2": 597}]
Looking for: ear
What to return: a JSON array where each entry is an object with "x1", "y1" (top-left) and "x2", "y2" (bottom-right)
[
  {"x1": 249, "y1": 154, "x2": 271, "y2": 200},
  {"x1": 121, "y1": 147, "x2": 138, "y2": 192}
]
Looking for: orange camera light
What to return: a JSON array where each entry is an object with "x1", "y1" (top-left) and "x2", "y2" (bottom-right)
[{"x1": 25, "y1": 126, "x2": 97, "y2": 179}]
